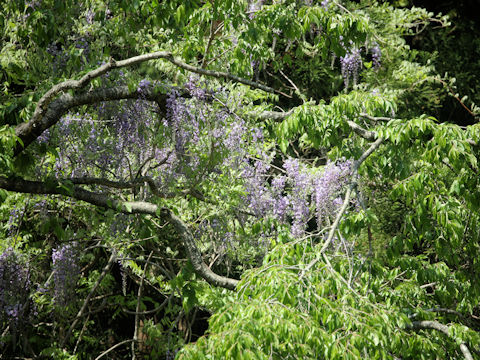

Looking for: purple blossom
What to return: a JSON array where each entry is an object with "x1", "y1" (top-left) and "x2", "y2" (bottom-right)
[
  {"x1": 0, "y1": 249, "x2": 31, "y2": 327},
  {"x1": 248, "y1": 0, "x2": 263, "y2": 19},
  {"x1": 137, "y1": 79, "x2": 152, "y2": 94},
  {"x1": 86, "y1": 9, "x2": 95, "y2": 24},
  {"x1": 340, "y1": 48, "x2": 362, "y2": 89},
  {"x1": 7, "y1": 206, "x2": 21, "y2": 237},
  {"x1": 52, "y1": 243, "x2": 80, "y2": 306},
  {"x1": 313, "y1": 160, "x2": 352, "y2": 226},
  {"x1": 37, "y1": 128, "x2": 50, "y2": 144},
  {"x1": 371, "y1": 43, "x2": 381, "y2": 69},
  {"x1": 185, "y1": 76, "x2": 208, "y2": 100}
]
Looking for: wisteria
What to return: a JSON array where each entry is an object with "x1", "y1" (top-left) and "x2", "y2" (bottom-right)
[
  {"x1": 340, "y1": 48, "x2": 362, "y2": 89},
  {"x1": 242, "y1": 154, "x2": 354, "y2": 238},
  {"x1": 248, "y1": 0, "x2": 263, "y2": 19},
  {"x1": 313, "y1": 160, "x2": 352, "y2": 227},
  {"x1": 52, "y1": 243, "x2": 80, "y2": 306},
  {"x1": 283, "y1": 158, "x2": 312, "y2": 237},
  {"x1": 0, "y1": 249, "x2": 31, "y2": 328},
  {"x1": 85, "y1": 8, "x2": 95, "y2": 24},
  {"x1": 371, "y1": 43, "x2": 381, "y2": 69},
  {"x1": 7, "y1": 206, "x2": 21, "y2": 238}
]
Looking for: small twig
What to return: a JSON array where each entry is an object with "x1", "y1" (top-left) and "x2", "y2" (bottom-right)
[
  {"x1": 61, "y1": 253, "x2": 116, "y2": 348},
  {"x1": 94, "y1": 339, "x2": 136, "y2": 360},
  {"x1": 132, "y1": 251, "x2": 153, "y2": 360},
  {"x1": 123, "y1": 294, "x2": 172, "y2": 315},
  {"x1": 279, "y1": 69, "x2": 305, "y2": 101},
  {"x1": 73, "y1": 313, "x2": 90, "y2": 354},
  {"x1": 201, "y1": 18, "x2": 223, "y2": 68},
  {"x1": 302, "y1": 137, "x2": 384, "y2": 275},
  {"x1": 407, "y1": 320, "x2": 474, "y2": 360},
  {"x1": 433, "y1": 77, "x2": 478, "y2": 120}
]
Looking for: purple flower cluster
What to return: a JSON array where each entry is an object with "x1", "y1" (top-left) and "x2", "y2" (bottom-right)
[
  {"x1": 137, "y1": 79, "x2": 152, "y2": 94},
  {"x1": 85, "y1": 9, "x2": 95, "y2": 24},
  {"x1": 46, "y1": 43, "x2": 69, "y2": 72},
  {"x1": 313, "y1": 160, "x2": 352, "y2": 227},
  {"x1": 185, "y1": 76, "x2": 208, "y2": 100},
  {"x1": 0, "y1": 249, "x2": 31, "y2": 327},
  {"x1": 52, "y1": 243, "x2": 80, "y2": 306},
  {"x1": 243, "y1": 158, "x2": 275, "y2": 217},
  {"x1": 371, "y1": 43, "x2": 381, "y2": 69},
  {"x1": 242, "y1": 157, "x2": 353, "y2": 238},
  {"x1": 340, "y1": 48, "x2": 362, "y2": 89},
  {"x1": 248, "y1": 0, "x2": 263, "y2": 19},
  {"x1": 283, "y1": 158, "x2": 312, "y2": 237},
  {"x1": 7, "y1": 206, "x2": 22, "y2": 238},
  {"x1": 75, "y1": 37, "x2": 90, "y2": 62},
  {"x1": 37, "y1": 128, "x2": 51, "y2": 144}
]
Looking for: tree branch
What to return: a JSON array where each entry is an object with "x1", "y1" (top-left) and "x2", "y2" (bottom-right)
[
  {"x1": 359, "y1": 112, "x2": 392, "y2": 122},
  {"x1": 132, "y1": 251, "x2": 153, "y2": 360},
  {"x1": 31, "y1": 53, "x2": 172, "y2": 125},
  {"x1": 94, "y1": 339, "x2": 136, "y2": 360},
  {"x1": 62, "y1": 253, "x2": 116, "y2": 348},
  {"x1": 68, "y1": 176, "x2": 176, "y2": 198},
  {"x1": 18, "y1": 51, "x2": 281, "y2": 154},
  {"x1": 302, "y1": 137, "x2": 384, "y2": 274},
  {"x1": 408, "y1": 320, "x2": 474, "y2": 360},
  {"x1": 0, "y1": 176, "x2": 239, "y2": 290},
  {"x1": 15, "y1": 85, "x2": 168, "y2": 155}
]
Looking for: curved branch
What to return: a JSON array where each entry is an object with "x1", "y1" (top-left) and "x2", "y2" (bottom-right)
[
  {"x1": 18, "y1": 51, "x2": 280, "y2": 154},
  {"x1": 302, "y1": 137, "x2": 384, "y2": 274},
  {"x1": 69, "y1": 176, "x2": 176, "y2": 198},
  {"x1": 166, "y1": 55, "x2": 278, "y2": 95},
  {"x1": 15, "y1": 85, "x2": 168, "y2": 155},
  {"x1": 62, "y1": 253, "x2": 116, "y2": 347},
  {"x1": 31, "y1": 52, "x2": 172, "y2": 124},
  {"x1": 0, "y1": 176, "x2": 239, "y2": 290},
  {"x1": 408, "y1": 320, "x2": 474, "y2": 360},
  {"x1": 158, "y1": 208, "x2": 239, "y2": 290}
]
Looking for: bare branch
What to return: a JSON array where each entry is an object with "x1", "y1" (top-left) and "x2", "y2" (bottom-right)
[
  {"x1": 302, "y1": 137, "x2": 384, "y2": 274},
  {"x1": 69, "y1": 176, "x2": 176, "y2": 198},
  {"x1": 31, "y1": 52, "x2": 174, "y2": 129},
  {"x1": 62, "y1": 253, "x2": 116, "y2": 347},
  {"x1": 346, "y1": 120, "x2": 377, "y2": 141},
  {"x1": 15, "y1": 85, "x2": 168, "y2": 155},
  {"x1": 0, "y1": 176, "x2": 238, "y2": 290},
  {"x1": 408, "y1": 320, "x2": 474, "y2": 360},
  {"x1": 132, "y1": 251, "x2": 153, "y2": 360},
  {"x1": 166, "y1": 54, "x2": 278, "y2": 95},
  {"x1": 158, "y1": 208, "x2": 239, "y2": 290},
  {"x1": 94, "y1": 339, "x2": 136, "y2": 360},
  {"x1": 359, "y1": 112, "x2": 392, "y2": 122}
]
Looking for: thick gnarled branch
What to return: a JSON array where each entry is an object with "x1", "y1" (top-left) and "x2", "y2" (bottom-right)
[
  {"x1": 0, "y1": 176, "x2": 238, "y2": 290},
  {"x1": 18, "y1": 51, "x2": 280, "y2": 154},
  {"x1": 408, "y1": 320, "x2": 474, "y2": 360},
  {"x1": 15, "y1": 85, "x2": 168, "y2": 155}
]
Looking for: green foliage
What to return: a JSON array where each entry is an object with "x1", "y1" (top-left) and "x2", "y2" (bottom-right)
[
  {"x1": 1, "y1": 0, "x2": 479, "y2": 359},
  {"x1": 179, "y1": 242, "x2": 480, "y2": 359}
]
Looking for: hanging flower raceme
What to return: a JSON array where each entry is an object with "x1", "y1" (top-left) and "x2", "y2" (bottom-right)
[{"x1": 0, "y1": 248, "x2": 31, "y2": 328}]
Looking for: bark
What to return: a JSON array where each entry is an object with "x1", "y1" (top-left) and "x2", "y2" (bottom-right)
[
  {"x1": 15, "y1": 51, "x2": 280, "y2": 155},
  {"x1": 408, "y1": 320, "x2": 474, "y2": 360},
  {"x1": 0, "y1": 176, "x2": 239, "y2": 290},
  {"x1": 14, "y1": 85, "x2": 167, "y2": 155}
]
